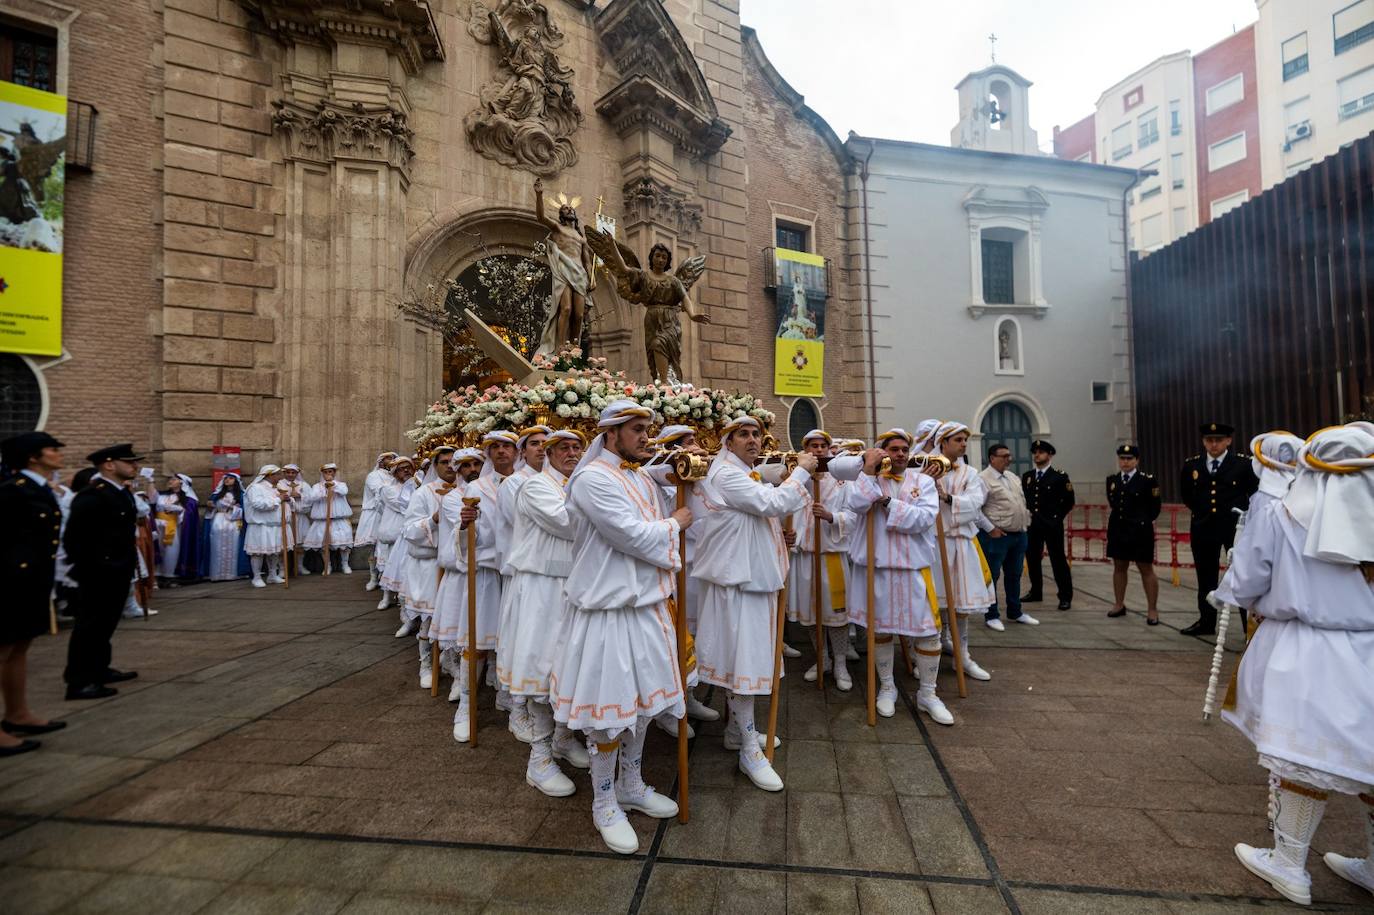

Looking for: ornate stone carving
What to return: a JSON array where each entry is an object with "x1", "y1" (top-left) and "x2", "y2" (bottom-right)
[
  {"x1": 464, "y1": 0, "x2": 583, "y2": 177},
  {"x1": 622, "y1": 177, "x2": 702, "y2": 240},
  {"x1": 272, "y1": 99, "x2": 416, "y2": 176},
  {"x1": 237, "y1": 0, "x2": 444, "y2": 75}
]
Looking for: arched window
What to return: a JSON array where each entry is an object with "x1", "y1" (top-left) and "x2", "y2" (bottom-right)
[
  {"x1": 994, "y1": 316, "x2": 1023, "y2": 375},
  {"x1": 787, "y1": 398, "x2": 820, "y2": 450},
  {"x1": 0, "y1": 354, "x2": 45, "y2": 439},
  {"x1": 979, "y1": 400, "x2": 1033, "y2": 474},
  {"x1": 988, "y1": 79, "x2": 1011, "y2": 130}
]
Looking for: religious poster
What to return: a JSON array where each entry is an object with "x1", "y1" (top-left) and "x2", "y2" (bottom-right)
[
  {"x1": 212, "y1": 445, "x2": 242, "y2": 490},
  {"x1": 0, "y1": 81, "x2": 65, "y2": 357},
  {"x1": 772, "y1": 247, "x2": 825, "y2": 397}
]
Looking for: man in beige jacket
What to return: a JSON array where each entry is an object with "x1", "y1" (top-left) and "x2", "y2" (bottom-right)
[{"x1": 977, "y1": 444, "x2": 1038, "y2": 631}]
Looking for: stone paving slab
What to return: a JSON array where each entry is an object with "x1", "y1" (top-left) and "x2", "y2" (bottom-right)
[{"x1": 0, "y1": 567, "x2": 1369, "y2": 912}]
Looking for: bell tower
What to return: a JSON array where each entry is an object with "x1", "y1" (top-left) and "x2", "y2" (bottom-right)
[{"x1": 951, "y1": 65, "x2": 1040, "y2": 156}]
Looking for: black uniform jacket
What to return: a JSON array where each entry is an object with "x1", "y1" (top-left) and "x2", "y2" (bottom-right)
[
  {"x1": 1021, "y1": 466, "x2": 1075, "y2": 526},
  {"x1": 63, "y1": 477, "x2": 138, "y2": 585},
  {"x1": 1106, "y1": 471, "x2": 1162, "y2": 560},
  {"x1": 1178, "y1": 452, "x2": 1258, "y2": 530},
  {"x1": 0, "y1": 473, "x2": 61, "y2": 609}
]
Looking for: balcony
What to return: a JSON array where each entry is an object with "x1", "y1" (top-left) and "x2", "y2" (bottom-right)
[
  {"x1": 65, "y1": 100, "x2": 97, "y2": 172},
  {"x1": 763, "y1": 246, "x2": 832, "y2": 299}
]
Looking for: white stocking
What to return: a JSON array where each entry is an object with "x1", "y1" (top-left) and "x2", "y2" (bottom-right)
[
  {"x1": 727, "y1": 692, "x2": 767, "y2": 772},
  {"x1": 250, "y1": 555, "x2": 263, "y2": 579},
  {"x1": 615, "y1": 716, "x2": 652, "y2": 800},
  {"x1": 915, "y1": 636, "x2": 941, "y2": 693},
  {"x1": 826, "y1": 625, "x2": 848, "y2": 667},
  {"x1": 1271, "y1": 779, "x2": 1328, "y2": 871},
  {"x1": 874, "y1": 638, "x2": 895, "y2": 688},
  {"x1": 586, "y1": 728, "x2": 623, "y2": 828}
]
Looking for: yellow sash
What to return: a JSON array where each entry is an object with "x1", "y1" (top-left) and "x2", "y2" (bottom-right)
[
  {"x1": 824, "y1": 552, "x2": 847, "y2": 610},
  {"x1": 973, "y1": 538, "x2": 992, "y2": 585},
  {"x1": 667, "y1": 596, "x2": 697, "y2": 675},
  {"x1": 922, "y1": 567, "x2": 941, "y2": 631},
  {"x1": 1221, "y1": 617, "x2": 1261, "y2": 713},
  {"x1": 156, "y1": 511, "x2": 179, "y2": 547}
]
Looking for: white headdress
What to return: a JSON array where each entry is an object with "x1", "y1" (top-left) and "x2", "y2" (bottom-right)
[
  {"x1": 801, "y1": 429, "x2": 831, "y2": 446},
  {"x1": 568, "y1": 399, "x2": 655, "y2": 492},
  {"x1": 251, "y1": 464, "x2": 281, "y2": 485},
  {"x1": 479, "y1": 429, "x2": 520, "y2": 480},
  {"x1": 174, "y1": 472, "x2": 198, "y2": 503},
  {"x1": 708, "y1": 415, "x2": 762, "y2": 481},
  {"x1": 876, "y1": 428, "x2": 913, "y2": 447},
  {"x1": 283, "y1": 463, "x2": 300, "y2": 472},
  {"x1": 652, "y1": 424, "x2": 694, "y2": 446},
  {"x1": 1250, "y1": 431, "x2": 1303, "y2": 500},
  {"x1": 913, "y1": 419, "x2": 942, "y2": 454},
  {"x1": 376, "y1": 451, "x2": 398, "y2": 467},
  {"x1": 422, "y1": 446, "x2": 456, "y2": 485},
  {"x1": 1282, "y1": 423, "x2": 1374, "y2": 565}
]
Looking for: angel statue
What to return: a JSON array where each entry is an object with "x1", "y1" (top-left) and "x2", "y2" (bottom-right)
[
  {"x1": 585, "y1": 228, "x2": 710, "y2": 383},
  {"x1": 533, "y1": 178, "x2": 594, "y2": 355}
]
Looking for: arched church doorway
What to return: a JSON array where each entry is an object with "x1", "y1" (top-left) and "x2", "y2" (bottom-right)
[
  {"x1": 980, "y1": 400, "x2": 1033, "y2": 473},
  {"x1": 442, "y1": 252, "x2": 553, "y2": 391}
]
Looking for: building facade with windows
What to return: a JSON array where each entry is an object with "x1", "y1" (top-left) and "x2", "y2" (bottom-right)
[{"x1": 849, "y1": 65, "x2": 1138, "y2": 480}]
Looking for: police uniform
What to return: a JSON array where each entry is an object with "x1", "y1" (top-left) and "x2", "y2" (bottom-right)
[
  {"x1": 1105, "y1": 445, "x2": 1161, "y2": 563},
  {"x1": 1179, "y1": 422, "x2": 1258, "y2": 634},
  {"x1": 62, "y1": 444, "x2": 141, "y2": 699},
  {"x1": 0, "y1": 432, "x2": 64, "y2": 646},
  {"x1": 1021, "y1": 439, "x2": 1074, "y2": 609}
]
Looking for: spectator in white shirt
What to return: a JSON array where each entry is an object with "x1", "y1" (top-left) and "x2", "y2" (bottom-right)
[{"x1": 977, "y1": 444, "x2": 1038, "y2": 630}]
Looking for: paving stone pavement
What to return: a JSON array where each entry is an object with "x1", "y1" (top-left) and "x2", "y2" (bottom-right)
[{"x1": 1, "y1": 563, "x2": 1370, "y2": 913}]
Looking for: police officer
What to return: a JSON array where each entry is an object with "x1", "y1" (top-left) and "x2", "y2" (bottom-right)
[
  {"x1": 62, "y1": 443, "x2": 142, "y2": 700},
  {"x1": 1021, "y1": 439, "x2": 1075, "y2": 610},
  {"x1": 0, "y1": 432, "x2": 68, "y2": 754},
  {"x1": 1105, "y1": 444, "x2": 1162, "y2": 625},
  {"x1": 1178, "y1": 421, "x2": 1258, "y2": 636}
]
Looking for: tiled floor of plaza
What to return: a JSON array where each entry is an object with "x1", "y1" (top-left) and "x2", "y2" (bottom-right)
[{"x1": 2, "y1": 564, "x2": 1369, "y2": 914}]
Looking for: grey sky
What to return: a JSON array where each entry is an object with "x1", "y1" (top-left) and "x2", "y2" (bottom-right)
[{"x1": 740, "y1": 0, "x2": 1259, "y2": 151}]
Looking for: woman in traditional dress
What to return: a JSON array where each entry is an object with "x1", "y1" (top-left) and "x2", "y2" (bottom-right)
[
  {"x1": 154, "y1": 473, "x2": 200, "y2": 585},
  {"x1": 207, "y1": 474, "x2": 245, "y2": 581}
]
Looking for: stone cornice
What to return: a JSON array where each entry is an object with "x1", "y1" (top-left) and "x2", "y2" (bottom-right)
[
  {"x1": 595, "y1": 74, "x2": 730, "y2": 159},
  {"x1": 237, "y1": 0, "x2": 444, "y2": 75},
  {"x1": 271, "y1": 97, "x2": 415, "y2": 181}
]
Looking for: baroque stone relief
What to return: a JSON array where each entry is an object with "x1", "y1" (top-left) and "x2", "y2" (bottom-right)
[
  {"x1": 272, "y1": 98, "x2": 416, "y2": 176},
  {"x1": 465, "y1": 0, "x2": 583, "y2": 177},
  {"x1": 622, "y1": 177, "x2": 701, "y2": 240}
]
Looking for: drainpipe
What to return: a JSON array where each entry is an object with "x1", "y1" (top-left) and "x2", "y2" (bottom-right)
[{"x1": 859, "y1": 140, "x2": 878, "y2": 442}]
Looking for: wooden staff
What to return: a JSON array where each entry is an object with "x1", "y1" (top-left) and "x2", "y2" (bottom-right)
[
  {"x1": 765, "y1": 515, "x2": 792, "y2": 763},
  {"x1": 464, "y1": 495, "x2": 480, "y2": 747},
  {"x1": 935, "y1": 513, "x2": 967, "y2": 698},
  {"x1": 431, "y1": 484, "x2": 454, "y2": 699},
  {"x1": 322, "y1": 480, "x2": 333, "y2": 575},
  {"x1": 279, "y1": 494, "x2": 290, "y2": 590},
  {"x1": 811, "y1": 476, "x2": 824, "y2": 690},
  {"x1": 291, "y1": 482, "x2": 303, "y2": 574},
  {"x1": 673, "y1": 483, "x2": 691, "y2": 823},
  {"x1": 48, "y1": 597, "x2": 58, "y2": 636},
  {"x1": 865, "y1": 508, "x2": 877, "y2": 726}
]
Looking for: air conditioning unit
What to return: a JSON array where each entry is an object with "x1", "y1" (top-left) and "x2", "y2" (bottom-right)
[{"x1": 1285, "y1": 120, "x2": 1313, "y2": 144}]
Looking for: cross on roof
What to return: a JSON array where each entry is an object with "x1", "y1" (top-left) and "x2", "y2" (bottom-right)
[{"x1": 988, "y1": 33, "x2": 998, "y2": 64}]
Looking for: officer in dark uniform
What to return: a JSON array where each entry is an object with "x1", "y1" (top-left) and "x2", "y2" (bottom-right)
[
  {"x1": 1021, "y1": 439, "x2": 1075, "y2": 610},
  {"x1": 1178, "y1": 421, "x2": 1258, "y2": 636},
  {"x1": 62, "y1": 443, "x2": 142, "y2": 700},
  {"x1": 0, "y1": 432, "x2": 68, "y2": 754},
  {"x1": 1105, "y1": 444, "x2": 1163, "y2": 624}
]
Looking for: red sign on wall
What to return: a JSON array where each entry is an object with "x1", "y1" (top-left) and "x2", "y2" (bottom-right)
[{"x1": 211, "y1": 445, "x2": 241, "y2": 490}]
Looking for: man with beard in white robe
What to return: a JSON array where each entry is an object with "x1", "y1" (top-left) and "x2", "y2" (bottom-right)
[
  {"x1": 691, "y1": 416, "x2": 815, "y2": 793},
  {"x1": 356, "y1": 452, "x2": 398, "y2": 591},
  {"x1": 496, "y1": 430, "x2": 591, "y2": 793},
  {"x1": 1215, "y1": 423, "x2": 1374, "y2": 906},
  {"x1": 549, "y1": 401, "x2": 691, "y2": 854},
  {"x1": 402, "y1": 446, "x2": 458, "y2": 689},
  {"x1": 280, "y1": 464, "x2": 310, "y2": 576}
]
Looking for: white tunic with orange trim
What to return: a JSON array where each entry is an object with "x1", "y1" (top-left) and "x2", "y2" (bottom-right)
[
  {"x1": 843, "y1": 471, "x2": 942, "y2": 637},
  {"x1": 933, "y1": 462, "x2": 995, "y2": 613},
  {"x1": 401, "y1": 480, "x2": 451, "y2": 621},
  {"x1": 691, "y1": 452, "x2": 809, "y2": 695},
  {"x1": 550, "y1": 453, "x2": 685, "y2": 737},
  {"x1": 431, "y1": 474, "x2": 503, "y2": 651},
  {"x1": 787, "y1": 472, "x2": 854, "y2": 627}
]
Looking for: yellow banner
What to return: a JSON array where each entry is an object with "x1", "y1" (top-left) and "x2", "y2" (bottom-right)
[
  {"x1": 0, "y1": 81, "x2": 66, "y2": 357},
  {"x1": 773, "y1": 247, "x2": 825, "y2": 397}
]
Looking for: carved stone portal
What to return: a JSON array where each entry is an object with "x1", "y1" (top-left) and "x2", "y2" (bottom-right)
[{"x1": 465, "y1": 0, "x2": 583, "y2": 177}]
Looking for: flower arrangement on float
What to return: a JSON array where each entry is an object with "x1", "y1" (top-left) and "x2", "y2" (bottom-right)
[{"x1": 407, "y1": 346, "x2": 775, "y2": 451}]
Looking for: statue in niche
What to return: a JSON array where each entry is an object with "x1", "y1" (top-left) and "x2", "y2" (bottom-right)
[
  {"x1": 999, "y1": 324, "x2": 1014, "y2": 370},
  {"x1": 585, "y1": 228, "x2": 710, "y2": 384},
  {"x1": 466, "y1": 0, "x2": 582, "y2": 176},
  {"x1": 532, "y1": 178, "x2": 595, "y2": 355}
]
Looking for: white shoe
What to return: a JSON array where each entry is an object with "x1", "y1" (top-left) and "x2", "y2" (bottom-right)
[
  {"x1": 393, "y1": 619, "x2": 417, "y2": 638},
  {"x1": 527, "y1": 765, "x2": 575, "y2": 798},
  {"x1": 685, "y1": 694, "x2": 719, "y2": 721},
  {"x1": 267, "y1": 574, "x2": 286, "y2": 584},
  {"x1": 1235, "y1": 844, "x2": 1312, "y2": 906},
  {"x1": 452, "y1": 715, "x2": 470, "y2": 743},
  {"x1": 448, "y1": 677, "x2": 463, "y2": 703},
  {"x1": 297, "y1": 566, "x2": 311, "y2": 576},
  {"x1": 782, "y1": 643, "x2": 801, "y2": 658},
  {"x1": 508, "y1": 706, "x2": 536, "y2": 744},
  {"x1": 738, "y1": 759, "x2": 784, "y2": 792},
  {"x1": 985, "y1": 618, "x2": 1005, "y2": 632},
  {"x1": 961, "y1": 656, "x2": 992, "y2": 681},
  {"x1": 419, "y1": 657, "x2": 433, "y2": 690},
  {"x1": 655, "y1": 715, "x2": 694, "y2": 739},
  {"x1": 1013, "y1": 613, "x2": 1040, "y2": 626},
  {"x1": 552, "y1": 737, "x2": 590, "y2": 770},
  {"x1": 122, "y1": 605, "x2": 149, "y2": 619},
  {"x1": 617, "y1": 786, "x2": 679, "y2": 818},
  {"x1": 365, "y1": 577, "x2": 378, "y2": 592},
  {"x1": 495, "y1": 691, "x2": 513, "y2": 713},
  {"x1": 597, "y1": 815, "x2": 639, "y2": 855},
  {"x1": 876, "y1": 684, "x2": 897, "y2": 718},
  {"x1": 803, "y1": 660, "x2": 832, "y2": 682},
  {"x1": 723, "y1": 727, "x2": 778, "y2": 751},
  {"x1": 833, "y1": 662, "x2": 853, "y2": 692},
  {"x1": 917, "y1": 692, "x2": 954, "y2": 726},
  {"x1": 376, "y1": 593, "x2": 392, "y2": 610},
  {"x1": 1323, "y1": 852, "x2": 1374, "y2": 894},
  {"x1": 251, "y1": 577, "x2": 266, "y2": 589},
  {"x1": 341, "y1": 562, "x2": 352, "y2": 574}
]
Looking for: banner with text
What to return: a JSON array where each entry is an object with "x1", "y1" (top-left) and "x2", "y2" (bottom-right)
[
  {"x1": 0, "y1": 81, "x2": 65, "y2": 357},
  {"x1": 773, "y1": 247, "x2": 825, "y2": 397}
]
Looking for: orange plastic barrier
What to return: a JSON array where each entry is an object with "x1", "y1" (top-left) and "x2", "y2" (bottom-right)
[{"x1": 1064, "y1": 503, "x2": 1193, "y2": 584}]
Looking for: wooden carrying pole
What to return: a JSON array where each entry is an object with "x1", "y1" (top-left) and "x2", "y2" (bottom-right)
[
  {"x1": 935, "y1": 513, "x2": 967, "y2": 698},
  {"x1": 322, "y1": 481, "x2": 333, "y2": 575},
  {"x1": 430, "y1": 560, "x2": 444, "y2": 699},
  {"x1": 811, "y1": 476, "x2": 824, "y2": 690},
  {"x1": 765, "y1": 516, "x2": 792, "y2": 763},
  {"x1": 674, "y1": 484, "x2": 691, "y2": 823},
  {"x1": 279, "y1": 497, "x2": 290, "y2": 589},
  {"x1": 865, "y1": 509, "x2": 877, "y2": 726},
  {"x1": 464, "y1": 496, "x2": 480, "y2": 747}
]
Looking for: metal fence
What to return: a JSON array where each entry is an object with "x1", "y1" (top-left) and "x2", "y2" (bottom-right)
[{"x1": 1131, "y1": 131, "x2": 1374, "y2": 500}]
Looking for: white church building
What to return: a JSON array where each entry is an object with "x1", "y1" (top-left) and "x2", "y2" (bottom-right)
[{"x1": 845, "y1": 65, "x2": 1140, "y2": 484}]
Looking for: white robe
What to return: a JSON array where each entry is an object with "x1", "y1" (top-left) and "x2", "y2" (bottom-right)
[
  {"x1": 353, "y1": 467, "x2": 389, "y2": 546},
  {"x1": 207, "y1": 493, "x2": 243, "y2": 581},
  {"x1": 375, "y1": 477, "x2": 411, "y2": 592},
  {"x1": 646, "y1": 462, "x2": 707, "y2": 631},
  {"x1": 303, "y1": 481, "x2": 354, "y2": 549},
  {"x1": 497, "y1": 466, "x2": 576, "y2": 697},
  {"x1": 843, "y1": 471, "x2": 942, "y2": 637},
  {"x1": 494, "y1": 465, "x2": 534, "y2": 576},
  {"x1": 691, "y1": 452, "x2": 808, "y2": 695},
  {"x1": 154, "y1": 493, "x2": 188, "y2": 576},
  {"x1": 1217, "y1": 500, "x2": 1374, "y2": 789},
  {"x1": 934, "y1": 463, "x2": 994, "y2": 612},
  {"x1": 432, "y1": 476, "x2": 503, "y2": 651},
  {"x1": 244, "y1": 480, "x2": 287, "y2": 555},
  {"x1": 787, "y1": 473, "x2": 855, "y2": 627},
  {"x1": 401, "y1": 481, "x2": 450, "y2": 620},
  {"x1": 281, "y1": 481, "x2": 309, "y2": 551},
  {"x1": 550, "y1": 453, "x2": 685, "y2": 737}
]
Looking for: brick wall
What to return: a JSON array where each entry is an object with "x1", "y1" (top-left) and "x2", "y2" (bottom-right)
[
  {"x1": 1193, "y1": 25, "x2": 1262, "y2": 222},
  {"x1": 1053, "y1": 113, "x2": 1097, "y2": 162}
]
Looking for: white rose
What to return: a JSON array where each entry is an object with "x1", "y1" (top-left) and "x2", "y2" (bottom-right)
[
  {"x1": 563, "y1": 391, "x2": 578, "y2": 404},
  {"x1": 556, "y1": 404, "x2": 572, "y2": 417}
]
